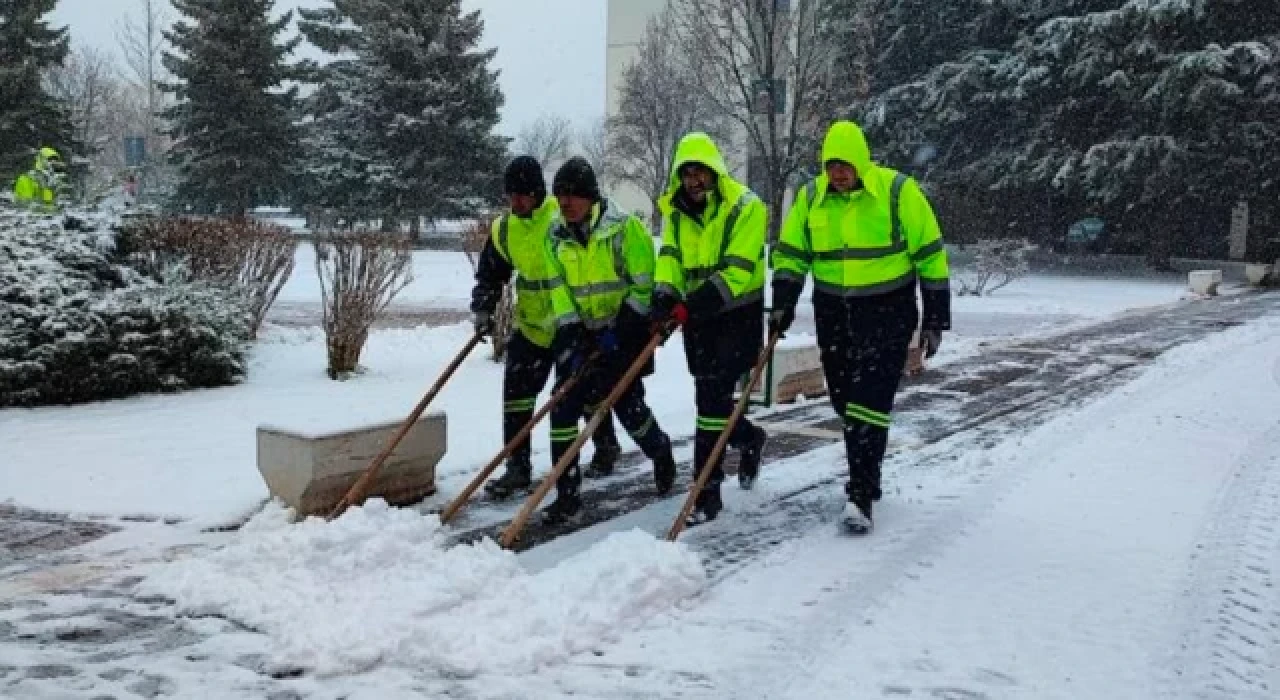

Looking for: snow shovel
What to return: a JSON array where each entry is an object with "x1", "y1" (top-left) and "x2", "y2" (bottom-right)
[
  {"x1": 438, "y1": 352, "x2": 601, "y2": 526},
  {"x1": 666, "y1": 330, "x2": 780, "y2": 541},
  {"x1": 327, "y1": 331, "x2": 483, "y2": 520},
  {"x1": 498, "y1": 325, "x2": 674, "y2": 548}
]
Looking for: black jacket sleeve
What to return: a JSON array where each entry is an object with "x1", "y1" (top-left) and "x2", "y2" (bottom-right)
[
  {"x1": 920, "y1": 287, "x2": 951, "y2": 331},
  {"x1": 470, "y1": 235, "x2": 514, "y2": 314}
]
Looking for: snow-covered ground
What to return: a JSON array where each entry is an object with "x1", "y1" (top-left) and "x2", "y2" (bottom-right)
[
  {"x1": 2, "y1": 255, "x2": 1276, "y2": 698},
  {"x1": 493, "y1": 311, "x2": 1280, "y2": 700},
  {"x1": 1, "y1": 269, "x2": 1188, "y2": 527},
  {"x1": 4, "y1": 296, "x2": 1273, "y2": 699}
]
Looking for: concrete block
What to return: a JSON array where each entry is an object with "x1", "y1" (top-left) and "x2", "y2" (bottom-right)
[
  {"x1": 256, "y1": 412, "x2": 445, "y2": 517},
  {"x1": 770, "y1": 341, "x2": 827, "y2": 404},
  {"x1": 1245, "y1": 263, "x2": 1273, "y2": 287},
  {"x1": 1188, "y1": 269, "x2": 1222, "y2": 296}
]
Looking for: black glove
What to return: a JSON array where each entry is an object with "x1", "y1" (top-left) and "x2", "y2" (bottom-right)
[
  {"x1": 553, "y1": 321, "x2": 587, "y2": 369},
  {"x1": 595, "y1": 324, "x2": 620, "y2": 354},
  {"x1": 650, "y1": 291, "x2": 678, "y2": 324},
  {"x1": 472, "y1": 311, "x2": 494, "y2": 338},
  {"x1": 921, "y1": 330, "x2": 942, "y2": 359},
  {"x1": 768, "y1": 306, "x2": 795, "y2": 337},
  {"x1": 683, "y1": 282, "x2": 724, "y2": 322}
]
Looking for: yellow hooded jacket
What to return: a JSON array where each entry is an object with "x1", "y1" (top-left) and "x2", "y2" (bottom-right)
[
  {"x1": 771, "y1": 121, "x2": 949, "y2": 300},
  {"x1": 12, "y1": 147, "x2": 63, "y2": 210},
  {"x1": 654, "y1": 133, "x2": 767, "y2": 308}
]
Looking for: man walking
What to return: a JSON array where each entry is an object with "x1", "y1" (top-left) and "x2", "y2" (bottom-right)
[
  {"x1": 539, "y1": 157, "x2": 678, "y2": 524},
  {"x1": 650, "y1": 132, "x2": 769, "y2": 527},
  {"x1": 769, "y1": 120, "x2": 950, "y2": 535},
  {"x1": 470, "y1": 156, "x2": 622, "y2": 499}
]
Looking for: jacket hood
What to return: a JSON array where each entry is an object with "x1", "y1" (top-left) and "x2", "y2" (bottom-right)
[
  {"x1": 668, "y1": 132, "x2": 730, "y2": 188},
  {"x1": 821, "y1": 121, "x2": 873, "y2": 174},
  {"x1": 813, "y1": 120, "x2": 889, "y2": 204},
  {"x1": 660, "y1": 132, "x2": 741, "y2": 215},
  {"x1": 35, "y1": 147, "x2": 62, "y2": 170}
]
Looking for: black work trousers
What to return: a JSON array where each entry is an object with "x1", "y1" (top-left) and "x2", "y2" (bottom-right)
[
  {"x1": 502, "y1": 331, "x2": 617, "y2": 466},
  {"x1": 682, "y1": 303, "x2": 763, "y2": 495},
  {"x1": 548, "y1": 352, "x2": 669, "y2": 496},
  {"x1": 812, "y1": 286, "x2": 917, "y2": 504},
  {"x1": 692, "y1": 377, "x2": 758, "y2": 491}
]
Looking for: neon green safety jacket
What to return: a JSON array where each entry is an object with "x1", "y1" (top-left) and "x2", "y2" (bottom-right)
[
  {"x1": 547, "y1": 201, "x2": 655, "y2": 330},
  {"x1": 654, "y1": 133, "x2": 767, "y2": 308},
  {"x1": 472, "y1": 196, "x2": 564, "y2": 348},
  {"x1": 771, "y1": 121, "x2": 949, "y2": 299}
]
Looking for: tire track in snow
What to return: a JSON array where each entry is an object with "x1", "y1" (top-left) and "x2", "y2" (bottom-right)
[{"x1": 1169, "y1": 422, "x2": 1280, "y2": 700}]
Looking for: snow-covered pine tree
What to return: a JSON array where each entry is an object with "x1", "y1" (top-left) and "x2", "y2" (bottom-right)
[
  {"x1": 0, "y1": 0, "x2": 78, "y2": 180},
  {"x1": 1023, "y1": 0, "x2": 1280, "y2": 259},
  {"x1": 857, "y1": 0, "x2": 1280, "y2": 258},
  {"x1": 160, "y1": 0, "x2": 302, "y2": 216},
  {"x1": 298, "y1": 0, "x2": 506, "y2": 230}
]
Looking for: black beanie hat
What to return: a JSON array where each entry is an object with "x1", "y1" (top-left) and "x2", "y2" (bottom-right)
[
  {"x1": 504, "y1": 155, "x2": 546, "y2": 197},
  {"x1": 552, "y1": 157, "x2": 601, "y2": 202}
]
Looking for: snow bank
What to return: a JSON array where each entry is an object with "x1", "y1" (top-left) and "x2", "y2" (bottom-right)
[
  {"x1": 137, "y1": 500, "x2": 705, "y2": 678},
  {"x1": 950, "y1": 274, "x2": 1185, "y2": 318}
]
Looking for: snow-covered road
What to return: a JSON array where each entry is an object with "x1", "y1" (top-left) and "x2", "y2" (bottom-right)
[
  {"x1": 502, "y1": 307, "x2": 1280, "y2": 700},
  {"x1": 2, "y1": 292, "x2": 1277, "y2": 699}
]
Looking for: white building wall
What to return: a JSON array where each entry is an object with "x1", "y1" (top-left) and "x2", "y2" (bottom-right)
[{"x1": 605, "y1": 0, "x2": 669, "y2": 220}]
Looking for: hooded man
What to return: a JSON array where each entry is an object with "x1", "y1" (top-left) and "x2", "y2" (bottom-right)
[
  {"x1": 650, "y1": 132, "x2": 770, "y2": 527},
  {"x1": 470, "y1": 155, "x2": 622, "y2": 499},
  {"x1": 769, "y1": 120, "x2": 951, "y2": 535},
  {"x1": 13, "y1": 147, "x2": 65, "y2": 212},
  {"x1": 538, "y1": 157, "x2": 678, "y2": 525}
]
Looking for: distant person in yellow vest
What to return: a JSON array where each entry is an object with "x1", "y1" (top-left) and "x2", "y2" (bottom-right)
[
  {"x1": 470, "y1": 156, "x2": 623, "y2": 499},
  {"x1": 770, "y1": 120, "x2": 950, "y2": 535},
  {"x1": 12, "y1": 147, "x2": 66, "y2": 212}
]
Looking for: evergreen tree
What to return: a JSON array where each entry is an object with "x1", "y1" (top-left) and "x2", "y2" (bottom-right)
[
  {"x1": 0, "y1": 0, "x2": 77, "y2": 179},
  {"x1": 161, "y1": 0, "x2": 302, "y2": 215},
  {"x1": 857, "y1": 0, "x2": 1280, "y2": 259},
  {"x1": 298, "y1": 0, "x2": 506, "y2": 230}
]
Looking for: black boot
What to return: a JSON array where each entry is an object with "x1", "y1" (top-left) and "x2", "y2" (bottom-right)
[
  {"x1": 541, "y1": 463, "x2": 584, "y2": 526},
  {"x1": 652, "y1": 437, "x2": 676, "y2": 495},
  {"x1": 684, "y1": 483, "x2": 723, "y2": 528},
  {"x1": 484, "y1": 457, "x2": 532, "y2": 499},
  {"x1": 541, "y1": 489, "x2": 583, "y2": 526},
  {"x1": 842, "y1": 484, "x2": 873, "y2": 535},
  {"x1": 737, "y1": 425, "x2": 767, "y2": 490},
  {"x1": 585, "y1": 441, "x2": 621, "y2": 478}
]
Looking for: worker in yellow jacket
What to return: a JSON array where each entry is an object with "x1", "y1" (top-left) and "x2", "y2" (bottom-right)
[
  {"x1": 650, "y1": 132, "x2": 770, "y2": 528},
  {"x1": 769, "y1": 120, "x2": 951, "y2": 535},
  {"x1": 470, "y1": 156, "x2": 622, "y2": 499},
  {"x1": 12, "y1": 147, "x2": 65, "y2": 212},
  {"x1": 539, "y1": 157, "x2": 677, "y2": 524}
]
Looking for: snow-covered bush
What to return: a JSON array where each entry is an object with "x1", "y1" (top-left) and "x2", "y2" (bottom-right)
[
  {"x1": 313, "y1": 230, "x2": 413, "y2": 379},
  {"x1": 954, "y1": 239, "x2": 1037, "y2": 296},
  {"x1": 0, "y1": 210, "x2": 251, "y2": 407},
  {"x1": 117, "y1": 216, "x2": 297, "y2": 338}
]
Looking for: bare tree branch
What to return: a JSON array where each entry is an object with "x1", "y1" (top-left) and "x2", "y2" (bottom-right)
[
  {"x1": 607, "y1": 4, "x2": 731, "y2": 227},
  {"x1": 672, "y1": 0, "x2": 838, "y2": 238},
  {"x1": 515, "y1": 114, "x2": 573, "y2": 174},
  {"x1": 576, "y1": 117, "x2": 612, "y2": 187},
  {"x1": 44, "y1": 46, "x2": 119, "y2": 157},
  {"x1": 116, "y1": 0, "x2": 171, "y2": 145}
]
